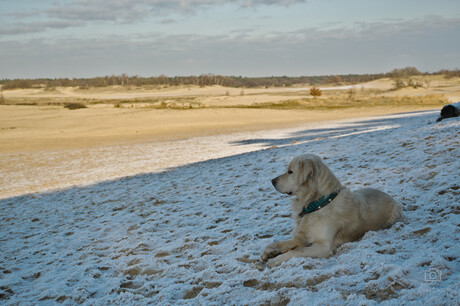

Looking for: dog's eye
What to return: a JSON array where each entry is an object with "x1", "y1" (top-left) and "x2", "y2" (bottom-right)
[{"x1": 288, "y1": 170, "x2": 293, "y2": 174}]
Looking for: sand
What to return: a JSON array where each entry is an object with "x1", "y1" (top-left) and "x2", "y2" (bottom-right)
[
  {"x1": 0, "y1": 104, "x2": 441, "y2": 153},
  {"x1": 3, "y1": 75, "x2": 458, "y2": 153}
]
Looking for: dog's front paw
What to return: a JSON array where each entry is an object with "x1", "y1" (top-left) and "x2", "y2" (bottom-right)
[
  {"x1": 267, "y1": 256, "x2": 283, "y2": 268},
  {"x1": 267, "y1": 252, "x2": 294, "y2": 268},
  {"x1": 260, "y1": 242, "x2": 282, "y2": 262}
]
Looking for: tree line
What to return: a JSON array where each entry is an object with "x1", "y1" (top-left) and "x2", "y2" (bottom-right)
[{"x1": 1, "y1": 67, "x2": 459, "y2": 90}]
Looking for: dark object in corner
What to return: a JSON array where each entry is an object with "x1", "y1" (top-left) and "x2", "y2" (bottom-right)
[{"x1": 437, "y1": 102, "x2": 460, "y2": 122}]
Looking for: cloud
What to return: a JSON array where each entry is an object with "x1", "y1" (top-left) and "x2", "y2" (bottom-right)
[
  {"x1": 46, "y1": 0, "x2": 149, "y2": 22},
  {"x1": 0, "y1": 20, "x2": 86, "y2": 35},
  {"x1": 160, "y1": 18, "x2": 176, "y2": 24},
  {"x1": 2, "y1": 10, "x2": 41, "y2": 19},
  {"x1": 240, "y1": 0, "x2": 305, "y2": 7},
  {"x1": 46, "y1": 0, "x2": 306, "y2": 22},
  {"x1": 1, "y1": 15, "x2": 459, "y2": 78},
  {"x1": 0, "y1": 0, "x2": 306, "y2": 36}
]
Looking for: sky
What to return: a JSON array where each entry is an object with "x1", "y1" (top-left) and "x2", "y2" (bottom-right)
[{"x1": 0, "y1": 0, "x2": 459, "y2": 78}]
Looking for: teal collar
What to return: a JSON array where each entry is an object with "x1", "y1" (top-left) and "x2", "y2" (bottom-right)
[{"x1": 299, "y1": 190, "x2": 341, "y2": 217}]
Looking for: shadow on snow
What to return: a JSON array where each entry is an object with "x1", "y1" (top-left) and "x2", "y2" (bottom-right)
[{"x1": 228, "y1": 110, "x2": 437, "y2": 148}]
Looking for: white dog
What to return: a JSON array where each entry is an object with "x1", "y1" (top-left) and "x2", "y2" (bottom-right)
[{"x1": 261, "y1": 154, "x2": 402, "y2": 267}]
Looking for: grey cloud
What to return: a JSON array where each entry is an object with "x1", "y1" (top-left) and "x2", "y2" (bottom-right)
[
  {"x1": 160, "y1": 18, "x2": 176, "y2": 24},
  {"x1": 2, "y1": 10, "x2": 41, "y2": 18},
  {"x1": 47, "y1": 1, "x2": 147, "y2": 22},
  {"x1": 240, "y1": 0, "x2": 305, "y2": 7},
  {"x1": 0, "y1": 20, "x2": 85, "y2": 35},
  {"x1": 46, "y1": 0, "x2": 306, "y2": 22},
  {"x1": 292, "y1": 15, "x2": 460, "y2": 43},
  {"x1": 1, "y1": 16, "x2": 459, "y2": 78},
  {"x1": 1, "y1": 0, "x2": 305, "y2": 35}
]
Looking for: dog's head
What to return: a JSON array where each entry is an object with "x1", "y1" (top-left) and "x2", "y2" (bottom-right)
[{"x1": 271, "y1": 154, "x2": 321, "y2": 196}]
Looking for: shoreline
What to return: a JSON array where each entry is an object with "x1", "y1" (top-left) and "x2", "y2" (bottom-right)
[{"x1": 0, "y1": 105, "x2": 441, "y2": 153}]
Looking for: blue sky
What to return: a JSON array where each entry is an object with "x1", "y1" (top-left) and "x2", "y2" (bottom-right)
[{"x1": 1, "y1": 0, "x2": 459, "y2": 78}]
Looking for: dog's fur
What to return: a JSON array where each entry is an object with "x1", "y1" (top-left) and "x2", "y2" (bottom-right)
[{"x1": 261, "y1": 154, "x2": 402, "y2": 267}]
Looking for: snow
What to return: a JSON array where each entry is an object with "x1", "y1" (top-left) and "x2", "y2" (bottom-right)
[{"x1": 1, "y1": 110, "x2": 459, "y2": 305}]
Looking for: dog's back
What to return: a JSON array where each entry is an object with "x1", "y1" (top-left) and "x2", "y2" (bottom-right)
[
  {"x1": 333, "y1": 188, "x2": 401, "y2": 246},
  {"x1": 356, "y1": 188, "x2": 401, "y2": 227}
]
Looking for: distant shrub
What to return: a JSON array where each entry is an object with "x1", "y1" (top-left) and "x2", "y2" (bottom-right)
[
  {"x1": 331, "y1": 75, "x2": 342, "y2": 84},
  {"x1": 393, "y1": 78, "x2": 423, "y2": 90},
  {"x1": 64, "y1": 103, "x2": 87, "y2": 110},
  {"x1": 407, "y1": 78, "x2": 423, "y2": 89},
  {"x1": 392, "y1": 79, "x2": 406, "y2": 90},
  {"x1": 443, "y1": 69, "x2": 460, "y2": 79},
  {"x1": 347, "y1": 87, "x2": 356, "y2": 101},
  {"x1": 44, "y1": 85, "x2": 57, "y2": 91},
  {"x1": 2, "y1": 79, "x2": 34, "y2": 90},
  {"x1": 310, "y1": 86, "x2": 322, "y2": 97},
  {"x1": 390, "y1": 67, "x2": 421, "y2": 78}
]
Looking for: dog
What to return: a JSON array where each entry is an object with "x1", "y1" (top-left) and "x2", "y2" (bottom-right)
[
  {"x1": 436, "y1": 102, "x2": 460, "y2": 122},
  {"x1": 261, "y1": 154, "x2": 402, "y2": 267}
]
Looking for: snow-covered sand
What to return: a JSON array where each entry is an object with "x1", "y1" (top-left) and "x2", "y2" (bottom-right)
[{"x1": 0, "y1": 110, "x2": 459, "y2": 304}]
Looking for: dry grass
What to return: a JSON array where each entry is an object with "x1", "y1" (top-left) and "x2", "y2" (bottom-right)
[
  {"x1": 2, "y1": 75, "x2": 458, "y2": 110},
  {"x1": 224, "y1": 94, "x2": 448, "y2": 110},
  {"x1": 1, "y1": 92, "x2": 449, "y2": 111}
]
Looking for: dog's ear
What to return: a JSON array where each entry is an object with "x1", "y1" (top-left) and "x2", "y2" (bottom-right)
[{"x1": 299, "y1": 158, "x2": 315, "y2": 183}]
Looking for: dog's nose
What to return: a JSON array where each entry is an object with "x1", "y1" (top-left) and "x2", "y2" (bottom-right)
[{"x1": 271, "y1": 178, "x2": 278, "y2": 187}]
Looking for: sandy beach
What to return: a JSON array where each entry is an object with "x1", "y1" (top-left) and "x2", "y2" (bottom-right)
[
  {"x1": 2, "y1": 76, "x2": 458, "y2": 153},
  {"x1": 0, "y1": 104, "x2": 443, "y2": 153}
]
